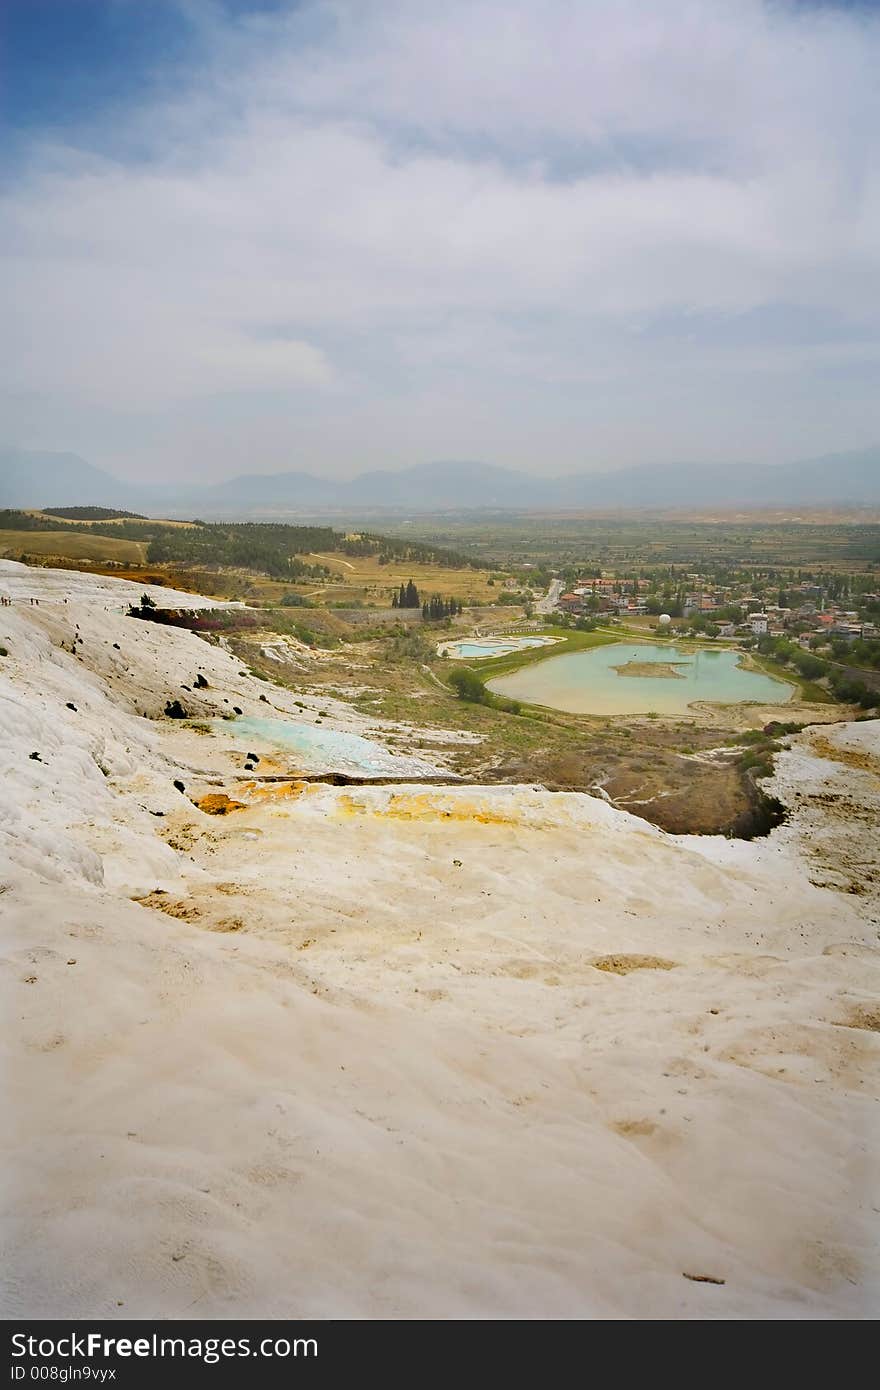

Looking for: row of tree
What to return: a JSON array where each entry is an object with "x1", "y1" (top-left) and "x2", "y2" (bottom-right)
[
  {"x1": 389, "y1": 581, "x2": 464, "y2": 618},
  {"x1": 422, "y1": 595, "x2": 463, "y2": 620},
  {"x1": 391, "y1": 580, "x2": 421, "y2": 608},
  {"x1": 756, "y1": 634, "x2": 878, "y2": 708}
]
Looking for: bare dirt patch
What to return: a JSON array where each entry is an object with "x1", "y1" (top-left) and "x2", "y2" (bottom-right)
[
  {"x1": 591, "y1": 954, "x2": 679, "y2": 974},
  {"x1": 833, "y1": 1004, "x2": 880, "y2": 1033}
]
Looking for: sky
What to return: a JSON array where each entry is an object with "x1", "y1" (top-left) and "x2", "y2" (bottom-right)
[{"x1": 1, "y1": 0, "x2": 880, "y2": 484}]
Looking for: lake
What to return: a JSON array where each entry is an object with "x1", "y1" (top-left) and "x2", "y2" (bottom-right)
[{"x1": 485, "y1": 642, "x2": 793, "y2": 716}]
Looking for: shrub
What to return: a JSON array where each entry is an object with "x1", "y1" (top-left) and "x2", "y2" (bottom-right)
[{"x1": 448, "y1": 667, "x2": 488, "y2": 703}]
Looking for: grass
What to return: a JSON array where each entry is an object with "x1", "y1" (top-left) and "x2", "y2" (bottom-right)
[
  {"x1": 300, "y1": 552, "x2": 504, "y2": 605},
  {"x1": 743, "y1": 651, "x2": 833, "y2": 704},
  {"x1": 0, "y1": 530, "x2": 148, "y2": 563},
  {"x1": 444, "y1": 626, "x2": 618, "y2": 681}
]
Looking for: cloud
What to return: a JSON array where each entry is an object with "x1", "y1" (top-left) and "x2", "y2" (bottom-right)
[{"x1": 2, "y1": 0, "x2": 879, "y2": 478}]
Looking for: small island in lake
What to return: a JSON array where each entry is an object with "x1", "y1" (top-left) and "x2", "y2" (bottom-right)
[{"x1": 611, "y1": 660, "x2": 690, "y2": 679}]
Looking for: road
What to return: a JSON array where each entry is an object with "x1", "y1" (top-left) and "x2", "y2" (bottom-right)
[{"x1": 535, "y1": 577, "x2": 563, "y2": 615}]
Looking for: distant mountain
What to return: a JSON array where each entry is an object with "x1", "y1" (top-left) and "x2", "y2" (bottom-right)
[
  {"x1": 0, "y1": 449, "x2": 139, "y2": 509},
  {"x1": 340, "y1": 461, "x2": 548, "y2": 508},
  {"x1": 196, "y1": 470, "x2": 341, "y2": 509},
  {"x1": 2, "y1": 445, "x2": 879, "y2": 515}
]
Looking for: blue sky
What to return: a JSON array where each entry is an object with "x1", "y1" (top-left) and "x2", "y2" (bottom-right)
[
  {"x1": 2, "y1": 0, "x2": 879, "y2": 482},
  {"x1": 0, "y1": 2, "x2": 291, "y2": 143}
]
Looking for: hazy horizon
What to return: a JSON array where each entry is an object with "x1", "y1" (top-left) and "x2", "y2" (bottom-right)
[{"x1": 3, "y1": 0, "x2": 880, "y2": 485}]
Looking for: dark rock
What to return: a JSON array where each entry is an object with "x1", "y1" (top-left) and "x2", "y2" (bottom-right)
[
  {"x1": 164, "y1": 700, "x2": 188, "y2": 719},
  {"x1": 246, "y1": 753, "x2": 260, "y2": 764},
  {"x1": 232, "y1": 706, "x2": 242, "y2": 715},
  {"x1": 173, "y1": 779, "x2": 185, "y2": 793},
  {"x1": 66, "y1": 702, "x2": 77, "y2": 711},
  {"x1": 113, "y1": 643, "x2": 120, "y2": 650},
  {"x1": 259, "y1": 694, "x2": 269, "y2": 703},
  {"x1": 29, "y1": 751, "x2": 42, "y2": 761},
  {"x1": 194, "y1": 673, "x2": 209, "y2": 688}
]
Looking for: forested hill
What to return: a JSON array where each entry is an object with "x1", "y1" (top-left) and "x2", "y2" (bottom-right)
[
  {"x1": 42, "y1": 506, "x2": 147, "y2": 521},
  {"x1": 0, "y1": 512, "x2": 484, "y2": 579}
]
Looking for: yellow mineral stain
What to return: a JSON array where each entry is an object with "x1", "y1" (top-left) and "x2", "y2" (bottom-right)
[
  {"x1": 246, "y1": 780, "x2": 306, "y2": 803},
  {"x1": 197, "y1": 793, "x2": 247, "y2": 816},
  {"x1": 335, "y1": 791, "x2": 524, "y2": 827}
]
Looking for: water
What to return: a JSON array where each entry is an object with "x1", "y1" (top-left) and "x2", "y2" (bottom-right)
[
  {"x1": 486, "y1": 642, "x2": 793, "y2": 715},
  {"x1": 440, "y1": 636, "x2": 559, "y2": 660},
  {"x1": 215, "y1": 715, "x2": 440, "y2": 776}
]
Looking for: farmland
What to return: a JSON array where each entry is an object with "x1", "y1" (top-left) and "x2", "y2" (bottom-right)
[
  {"x1": 0, "y1": 529, "x2": 148, "y2": 564},
  {"x1": 373, "y1": 513, "x2": 880, "y2": 575},
  {"x1": 298, "y1": 552, "x2": 502, "y2": 606}
]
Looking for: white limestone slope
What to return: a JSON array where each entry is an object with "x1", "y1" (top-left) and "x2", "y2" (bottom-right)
[{"x1": 1, "y1": 565, "x2": 878, "y2": 1320}]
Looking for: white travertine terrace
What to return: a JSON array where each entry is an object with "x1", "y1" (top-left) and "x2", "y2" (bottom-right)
[{"x1": 1, "y1": 561, "x2": 878, "y2": 1319}]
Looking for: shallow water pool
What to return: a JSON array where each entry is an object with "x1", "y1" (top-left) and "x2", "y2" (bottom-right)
[
  {"x1": 216, "y1": 715, "x2": 439, "y2": 776},
  {"x1": 440, "y1": 635, "x2": 560, "y2": 660}
]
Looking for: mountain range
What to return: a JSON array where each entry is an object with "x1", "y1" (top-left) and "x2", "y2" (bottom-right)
[{"x1": 2, "y1": 446, "x2": 879, "y2": 516}]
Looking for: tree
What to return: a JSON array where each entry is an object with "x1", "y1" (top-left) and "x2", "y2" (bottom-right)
[
  {"x1": 448, "y1": 668, "x2": 489, "y2": 703},
  {"x1": 140, "y1": 592, "x2": 156, "y2": 609}
]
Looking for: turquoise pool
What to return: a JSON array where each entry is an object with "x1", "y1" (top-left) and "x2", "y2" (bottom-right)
[
  {"x1": 215, "y1": 715, "x2": 439, "y2": 776},
  {"x1": 440, "y1": 636, "x2": 560, "y2": 660}
]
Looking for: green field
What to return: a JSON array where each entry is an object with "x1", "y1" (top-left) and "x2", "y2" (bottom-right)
[
  {"x1": 374, "y1": 515, "x2": 880, "y2": 573},
  {"x1": 0, "y1": 530, "x2": 148, "y2": 563},
  {"x1": 442, "y1": 627, "x2": 618, "y2": 680}
]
